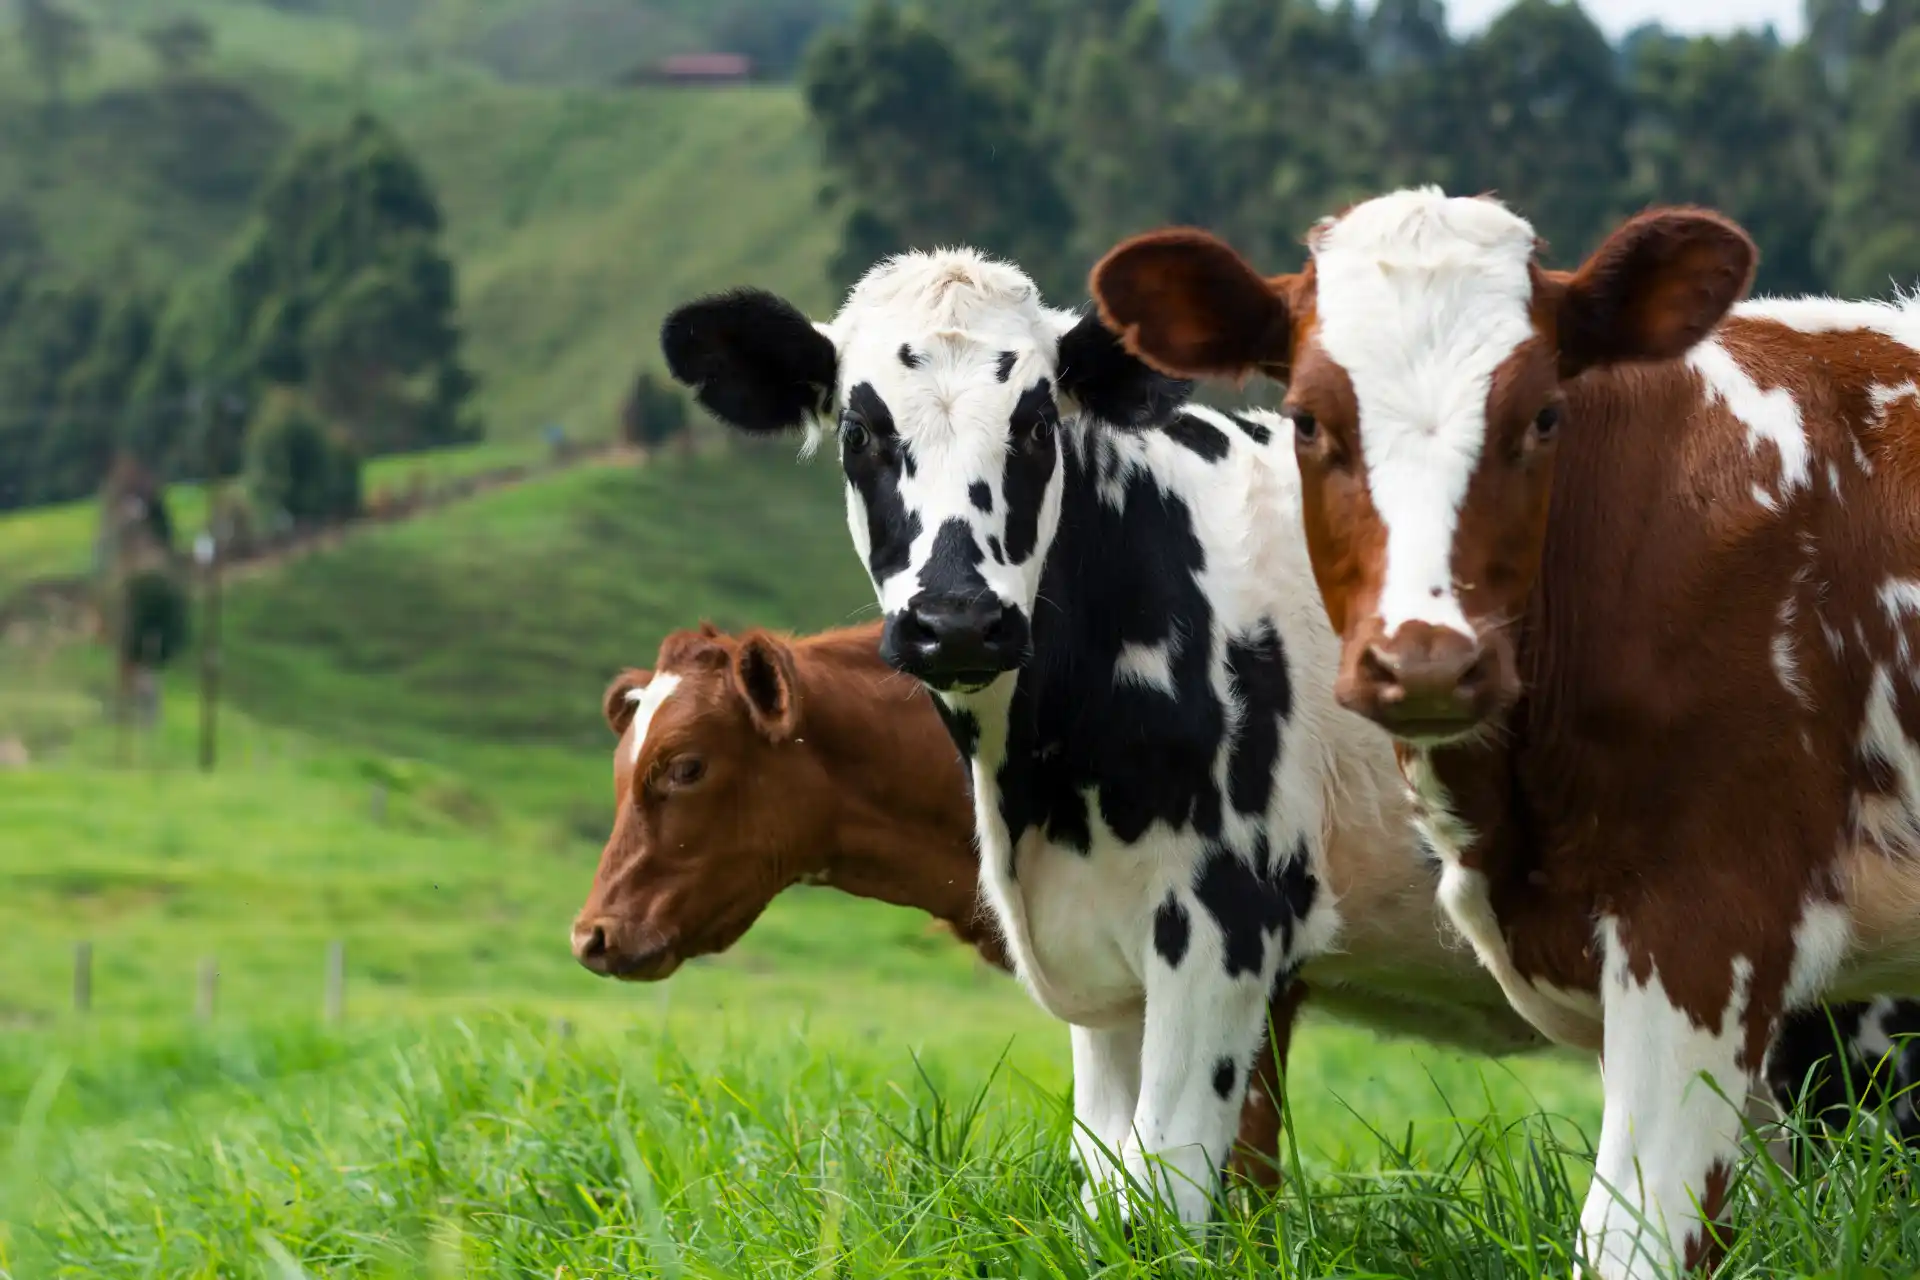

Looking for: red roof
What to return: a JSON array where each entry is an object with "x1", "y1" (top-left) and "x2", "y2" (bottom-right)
[{"x1": 659, "y1": 53, "x2": 751, "y2": 78}]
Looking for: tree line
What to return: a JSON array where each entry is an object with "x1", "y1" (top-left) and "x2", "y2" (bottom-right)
[
  {"x1": 0, "y1": 7, "x2": 475, "y2": 519},
  {"x1": 802, "y1": 0, "x2": 1920, "y2": 307}
]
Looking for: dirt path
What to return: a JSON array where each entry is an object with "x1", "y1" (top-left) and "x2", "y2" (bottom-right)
[
  {"x1": 1, "y1": 443, "x2": 647, "y2": 639},
  {"x1": 218, "y1": 444, "x2": 641, "y2": 587}
]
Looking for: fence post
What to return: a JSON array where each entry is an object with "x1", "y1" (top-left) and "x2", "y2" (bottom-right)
[
  {"x1": 72, "y1": 941, "x2": 91, "y2": 1014},
  {"x1": 196, "y1": 957, "x2": 218, "y2": 1022},
  {"x1": 325, "y1": 940, "x2": 345, "y2": 1025}
]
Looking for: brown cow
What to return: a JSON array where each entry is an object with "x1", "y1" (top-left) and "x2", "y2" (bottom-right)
[
  {"x1": 571, "y1": 618, "x2": 1545, "y2": 1192},
  {"x1": 1092, "y1": 189, "x2": 1920, "y2": 1275}
]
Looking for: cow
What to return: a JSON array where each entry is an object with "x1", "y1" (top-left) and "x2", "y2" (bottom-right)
[
  {"x1": 654, "y1": 249, "x2": 1544, "y2": 1223},
  {"x1": 1090, "y1": 187, "x2": 1920, "y2": 1274},
  {"x1": 653, "y1": 248, "x2": 1920, "y2": 1233},
  {"x1": 568, "y1": 618, "x2": 1538, "y2": 1188}
]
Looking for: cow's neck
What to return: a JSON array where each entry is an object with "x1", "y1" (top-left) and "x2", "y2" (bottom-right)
[{"x1": 788, "y1": 637, "x2": 1001, "y2": 967}]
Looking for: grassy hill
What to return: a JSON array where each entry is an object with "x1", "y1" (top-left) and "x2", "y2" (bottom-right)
[{"x1": 0, "y1": 0, "x2": 841, "y2": 455}]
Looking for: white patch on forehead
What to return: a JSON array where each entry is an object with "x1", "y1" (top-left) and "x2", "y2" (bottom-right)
[
  {"x1": 1687, "y1": 337, "x2": 1809, "y2": 504},
  {"x1": 1309, "y1": 189, "x2": 1538, "y2": 637},
  {"x1": 826, "y1": 249, "x2": 1072, "y2": 624},
  {"x1": 625, "y1": 673, "x2": 682, "y2": 768}
]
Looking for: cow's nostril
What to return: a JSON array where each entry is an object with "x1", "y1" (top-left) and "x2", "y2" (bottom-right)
[
  {"x1": 581, "y1": 925, "x2": 607, "y2": 959},
  {"x1": 1360, "y1": 643, "x2": 1401, "y2": 692}
]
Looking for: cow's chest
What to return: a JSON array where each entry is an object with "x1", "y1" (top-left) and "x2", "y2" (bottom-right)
[
  {"x1": 1403, "y1": 751, "x2": 1606, "y2": 1049},
  {"x1": 986, "y1": 792, "x2": 1196, "y2": 1028}
]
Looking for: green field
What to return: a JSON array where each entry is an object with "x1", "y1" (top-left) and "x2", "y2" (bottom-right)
[
  {"x1": 1, "y1": 4, "x2": 1916, "y2": 1275},
  {"x1": 6, "y1": 452, "x2": 1920, "y2": 1276},
  {"x1": 0, "y1": 1, "x2": 841, "y2": 451}
]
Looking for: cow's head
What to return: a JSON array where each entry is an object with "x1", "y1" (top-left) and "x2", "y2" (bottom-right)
[
  {"x1": 572, "y1": 623, "x2": 829, "y2": 980},
  {"x1": 1092, "y1": 189, "x2": 1754, "y2": 743},
  {"x1": 661, "y1": 250, "x2": 1189, "y2": 695}
]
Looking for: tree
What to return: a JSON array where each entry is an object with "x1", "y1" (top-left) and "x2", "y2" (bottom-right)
[
  {"x1": 245, "y1": 392, "x2": 362, "y2": 528},
  {"x1": 1824, "y1": 26, "x2": 1920, "y2": 296},
  {"x1": 118, "y1": 567, "x2": 189, "y2": 670},
  {"x1": 16, "y1": 0, "x2": 90, "y2": 106},
  {"x1": 1625, "y1": 32, "x2": 1828, "y2": 295},
  {"x1": 142, "y1": 15, "x2": 214, "y2": 77},
  {"x1": 1451, "y1": 0, "x2": 1633, "y2": 263},
  {"x1": 711, "y1": 0, "x2": 833, "y2": 80},
  {"x1": 620, "y1": 371, "x2": 690, "y2": 452},
  {"x1": 803, "y1": 2, "x2": 1076, "y2": 296},
  {"x1": 1045, "y1": 2, "x2": 1191, "y2": 264},
  {"x1": 217, "y1": 112, "x2": 478, "y2": 457}
]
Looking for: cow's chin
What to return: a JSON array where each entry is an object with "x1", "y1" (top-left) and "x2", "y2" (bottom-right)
[
  {"x1": 608, "y1": 951, "x2": 683, "y2": 983},
  {"x1": 925, "y1": 671, "x2": 1004, "y2": 696}
]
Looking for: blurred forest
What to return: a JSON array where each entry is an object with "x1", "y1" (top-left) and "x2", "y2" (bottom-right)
[
  {"x1": 807, "y1": 0, "x2": 1920, "y2": 306},
  {"x1": 1, "y1": 0, "x2": 1916, "y2": 517}
]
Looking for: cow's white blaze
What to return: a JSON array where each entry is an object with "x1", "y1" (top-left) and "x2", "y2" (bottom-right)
[
  {"x1": 1308, "y1": 188, "x2": 1538, "y2": 639},
  {"x1": 624, "y1": 673, "x2": 682, "y2": 768}
]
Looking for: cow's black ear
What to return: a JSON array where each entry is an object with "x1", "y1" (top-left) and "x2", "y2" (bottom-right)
[
  {"x1": 660, "y1": 288, "x2": 838, "y2": 434},
  {"x1": 1055, "y1": 309, "x2": 1193, "y2": 431}
]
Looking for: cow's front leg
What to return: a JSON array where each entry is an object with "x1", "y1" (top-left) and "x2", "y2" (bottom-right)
[
  {"x1": 1071, "y1": 1020, "x2": 1142, "y2": 1217},
  {"x1": 1228, "y1": 978, "x2": 1308, "y2": 1190},
  {"x1": 1578, "y1": 917, "x2": 1788, "y2": 1279},
  {"x1": 1120, "y1": 903, "x2": 1288, "y2": 1224}
]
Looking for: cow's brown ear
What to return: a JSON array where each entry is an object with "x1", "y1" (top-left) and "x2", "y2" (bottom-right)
[
  {"x1": 1555, "y1": 207, "x2": 1756, "y2": 378},
  {"x1": 732, "y1": 632, "x2": 799, "y2": 742},
  {"x1": 1091, "y1": 227, "x2": 1298, "y2": 381},
  {"x1": 603, "y1": 669, "x2": 652, "y2": 735}
]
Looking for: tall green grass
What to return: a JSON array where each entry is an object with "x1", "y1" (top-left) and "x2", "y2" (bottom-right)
[{"x1": 3, "y1": 1016, "x2": 1915, "y2": 1278}]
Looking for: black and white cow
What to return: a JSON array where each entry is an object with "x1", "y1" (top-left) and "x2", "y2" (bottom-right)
[
  {"x1": 659, "y1": 249, "x2": 1920, "y2": 1222},
  {"x1": 661, "y1": 249, "x2": 1539, "y2": 1220}
]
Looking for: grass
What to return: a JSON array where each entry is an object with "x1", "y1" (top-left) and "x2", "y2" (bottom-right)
[
  {"x1": 2, "y1": 1014, "x2": 1918, "y2": 1278},
  {"x1": 6, "y1": 455, "x2": 1919, "y2": 1276},
  {"x1": 0, "y1": 2, "x2": 841, "y2": 455},
  {"x1": 216, "y1": 446, "x2": 874, "y2": 771},
  {"x1": 0, "y1": 437, "x2": 548, "y2": 605}
]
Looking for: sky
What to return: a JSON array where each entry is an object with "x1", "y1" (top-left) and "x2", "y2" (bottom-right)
[{"x1": 1443, "y1": 0, "x2": 1806, "y2": 41}]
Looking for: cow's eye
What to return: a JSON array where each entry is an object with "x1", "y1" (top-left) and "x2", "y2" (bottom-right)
[
  {"x1": 841, "y1": 418, "x2": 871, "y2": 452},
  {"x1": 1531, "y1": 404, "x2": 1561, "y2": 443},
  {"x1": 1290, "y1": 410, "x2": 1318, "y2": 445},
  {"x1": 665, "y1": 756, "x2": 706, "y2": 787}
]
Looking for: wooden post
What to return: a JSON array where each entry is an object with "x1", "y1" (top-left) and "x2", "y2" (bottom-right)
[
  {"x1": 325, "y1": 940, "x2": 345, "y2": 1025},
  {"x1": 72, "y1": 941, "x2": 91, "y2": 1014},
  {"x1": 196, "y1": 515, "x2": 222, "y2": 774},
  {"x1": 196, "y1": 957, "x2": 218, "y2": 1022}
]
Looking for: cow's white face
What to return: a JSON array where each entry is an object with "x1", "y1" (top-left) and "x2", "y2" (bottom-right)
[
  {"x1": 662, "y1": 249, "x2": 1190, "y2": 693},
  {"x1": 831, "y1": 315, "x2": 1079, "y2": 691}
]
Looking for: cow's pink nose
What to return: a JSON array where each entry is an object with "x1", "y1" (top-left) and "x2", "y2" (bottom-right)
[
  {"x1": 571, "y1": 919, "x2": 612, "y2": 974},
  {"x1": 1339, "y1": 623, "x2": 1493, "y2": 740}
]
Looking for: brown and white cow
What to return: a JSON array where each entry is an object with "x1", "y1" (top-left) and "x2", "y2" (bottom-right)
[
  {"x1": 1092, "y1": 189, "x2": 1920, "y2": 1275},
  {"x1": 569, "y1": 618, "x2": 1549, "y2": 1193}
]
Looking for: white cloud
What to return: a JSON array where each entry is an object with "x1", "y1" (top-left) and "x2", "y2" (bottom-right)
[{"x1": 1442, "y1": 0, "x2": 1804, "y2": 42}]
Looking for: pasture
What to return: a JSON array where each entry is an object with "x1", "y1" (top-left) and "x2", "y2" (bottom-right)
[
  {"x1": 2, "y1": 5, "x2": 1918, "y2": 1274},
  {"x1": 3, "y1": 454, "x2": 1918, "y2": 1277}
]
